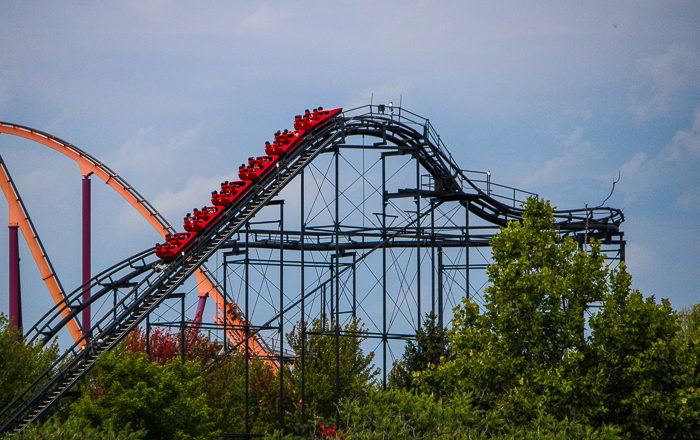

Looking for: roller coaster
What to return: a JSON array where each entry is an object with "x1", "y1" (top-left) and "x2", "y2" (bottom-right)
[{"x1": 0, "y1": 104, "x2": 625, "y2": 435}]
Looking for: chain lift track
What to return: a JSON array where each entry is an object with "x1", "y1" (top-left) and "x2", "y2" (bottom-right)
[
  {"x1": 0, "y1": 106, "x2": 624, "y2": 434},
  {"x1": 0, "y1": 120, "x2": 241, "y2": 348}
]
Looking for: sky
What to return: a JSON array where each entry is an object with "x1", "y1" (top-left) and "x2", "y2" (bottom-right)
[{"x1": 0, "y1": 1, "x2": 699, "y2": 339}]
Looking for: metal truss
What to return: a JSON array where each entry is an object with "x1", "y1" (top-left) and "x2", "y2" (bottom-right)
[{"x1": 0, "y1": 105, "x2": 624, "y2": 436}]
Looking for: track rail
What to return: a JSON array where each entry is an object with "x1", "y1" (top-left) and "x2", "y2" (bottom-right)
[
  {"x1": 0, "y1": 115, "x2": 345, "y2": 434},
  {"x1": 0, "y1": 155, "x2": 80, "y2": 339},
  {"x1": 0, "y1": 106, "x2": 623, "y2": 434},
  {"x1": 0, "y1": 122, "x2": 248, "y2": 347}
]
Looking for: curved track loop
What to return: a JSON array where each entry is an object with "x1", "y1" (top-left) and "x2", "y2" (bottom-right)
[
  {"x1": 342, "y1": 108, "x2": 622, "y2": 232},
  {"x1": 0, "y1": 106, "x2": 623, "y2": 434},
  {"x1": 0, "y1": 156, "x2": 80, "y2": 339},
  {"x1": 0, "y1": 122, "x2": 257, "y2": 350}
]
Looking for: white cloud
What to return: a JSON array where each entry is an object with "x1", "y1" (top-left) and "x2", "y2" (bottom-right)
[
  {"x1": 236, "y1": 3, "x2": 279, "y2": 38},
  {"x1": 631, "y1": 44, "x2": 700, "y2": 123},
  {"x1": 522, "y1": 127, "x2": 597, "y2": 188},
  {"x1": 619, "y1": 104, "x2": 700, "y2": 205},
  {"x1": 0, "y1": 74, "x2": 8, "y2": 111},
  {"x1": 108, "y1": 123, "x2": 207, "y2": 178},
  {"x1": 669, "y1": 105, "x2": 700, "y2": 159},
  {"x1": 625, "y1": 242, "x2": 657, "y2": 277},
  {"x1": 125, "y1": 0, "x2": 173, "y2": 15},
  {"x1": 563, "y1": 107, "x2": 593, "y2": 120},
  {"x1": 676, "y1": 188, "x2": 700, "y2": 213},
  {"x1": 115, "y1": 173, "x2": 230, "y2": 235},
  {"x1": 618, "y1": 151, "x2": 647, "y2": 183},
  {"x1": 151, "y1": 174, "x2": 229, "y2": 220}
]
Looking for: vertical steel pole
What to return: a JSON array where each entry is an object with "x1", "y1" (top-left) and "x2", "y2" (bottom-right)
[
  {"x1": 352, "y1": 253, "x2": 356, "y2": 319},
  {"x1": 438, "y1": 246, "x2": 444, "y2": 329},
  {"x1": 620, "y1": 233, "x2": 626, "y2": 262},
  {"x1": 146, "y1": 314, "x2": 150, "y2": 360},
  {"x1": 279, "y1": 202, "x2": 285, "y2": 431},
  {"x1": 465, "y1": 202, "x2": 470, "y2": 300},
  {"x1": 82, "y1": 176, "x2": 91, "y2": 337},
  {"x1": 300, "y1": 168, "x2": 306, "y2": 423},
  {"x1": 431, "y1": 201, "x2": 435, "y2": 315},
  {"x1": 330, "y1": 262, "x2": 335, "y2": 326},
  {"x1": 8, "y1": 224, "x2": 21, "y2": 330},
  {"x1": 223, "y1": 261, "x2": 228, "y2": 353},
  {"x1": 322, "y1": 285, "x2": 326, "y2": 325},
  {"x1": 180, "y1": 295, "x2": 185, "y2": 364},
  {"x1": 416, "y1": 154, "x2": 421, "y2": 328},
  {"x1": 334, "y1": 148, "x2": 339, "y2": 326},
  {"x1": 334, "y1": 148, "x2": 341, "y2": 426},
  {"x1": 245, "y1": 223, "x2": 250, "y2": 435},
  {"x1": 381, "y1": 155, "x2": 387, "y2": 389}
]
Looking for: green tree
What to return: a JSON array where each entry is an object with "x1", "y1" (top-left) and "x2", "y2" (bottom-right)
[
  {"x1": 422, "y1": 198, "x2": 608, "y2": 418},
  {"x1": 579, "y1": 269, "x2": 700, "y2": 438},
  {"x1": 420, "y1": 197, "x2": 700, "y2": 438},
  {"x1": 201, "y1": 352, "x2": 283, "y2": 435},
  {"x1": 388, "y1": 311, "x2": 451, "y2": 390},
  {"x1": 7, "y1": 416, "x2": 145, "y2": 440},
  {"x1": 677, "y1": 303, "x2": 700, "y2": 342},
  {"x1": 0, "y1": 313, "x2": 58, "y2": 422},
  {"x1": 337, "y1": 389, "x2": 620, "y2": 440},
  {"x1": 286, "y1": 317, "x2": 379, "y2": 421},
  {"x1": 71, "y1": 351, "x2": 216, "y2": 440}
]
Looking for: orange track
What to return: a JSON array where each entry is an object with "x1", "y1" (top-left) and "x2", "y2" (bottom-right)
[
  {"x1": 0, "y1": 123, "x2": 271, "y2": 360},
  {"x1": 0, "y1": 156, "x2": 83, "y2": 343}
]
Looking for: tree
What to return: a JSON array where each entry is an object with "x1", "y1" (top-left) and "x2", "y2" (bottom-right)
[
  {"x1": 422, "y1": 198, "x2": 608, "y2": 417},
  {"x1": 286, "y1": 317, "x2": 379, "y2": 421},
  {"x1": 201, "y1": 352, "x2": 282, "y2": 435},
  {"x1": 579, "y1": 269, "x2": 700, "y2": 438},
  {"x1": 336, "y1": 389, "x2": 620, "y2": 440},
  {"x1": 71, "y1": 350, "x2": 216, "y2": 440},
  {"x1": 7, "y1": 416, "x2": 145, "y2": 440},
  {"x1": 420, "y1": 197, "x2": 700, "y2": 438},
  {"x1": 122, "y1": 326, "x2": 218, "y2": 365},
  {"x1": 388, "y1": 311, "x2": 451, "y2": 390},
  {"x1": 0, "y1": 313, "x2": 58, "y2": 421},
  {"x1": 677, "y1": 303, "x2": 700, "y2": 342}
]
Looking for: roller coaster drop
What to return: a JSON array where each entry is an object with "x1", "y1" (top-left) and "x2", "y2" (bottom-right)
[{"x1": 0, "y1": 105, "x2": 625, "y2": 435}]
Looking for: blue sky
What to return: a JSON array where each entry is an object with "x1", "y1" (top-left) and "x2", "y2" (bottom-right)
[{"x1": 1, "y1": 1, "x2": 699, "y2": 333}]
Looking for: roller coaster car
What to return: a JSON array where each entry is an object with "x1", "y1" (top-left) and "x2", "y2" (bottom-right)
[
  {"x1": 265, "y1": 130, "x2": 304, "y2": 157},
  {"x1": 155, "y1": 232, "x2": 197, "y2": 260},
  {"x1": 184, "y1": 206, "x2": 224, "y2": 232},
  {"x1": 238, "y1": 163, "x2": 258, "y2": 182},
  {"x1": 238, "y1": 156, "x2": 277, "y2": 182},
  {"x1": 293, "y1": 107, "x2": 342, "y2": 132},
  {"x1": 255, "y1": 155, "x2": 277, "y2": 174},
  {"x1": 161, "y1": 105, "x2": 342, "y2": 261},
  {"x1": 211, "y1": 180, "x2": 252, "y2": 207}
]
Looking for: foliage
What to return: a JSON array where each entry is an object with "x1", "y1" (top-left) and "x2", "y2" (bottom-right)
[
  {"x1": 419, "y1": 197, "x2": 700, "y2": 438},
  {"x1": 286, "y1": 317, "x2": 379, "y2": 421},
  {"x1": 0, "y1": 313, "x2": 58, "y2": 421},
  {"x1": 71, "y1": 351, "x2": 216, "y2": 440},
  {"x1": 8, "y1": 195, "x2": 700, "y2": 439},
  {"x1": 265, "y1": 389, "x2": 620, "y2": 439},
  {"x1": 122, "y1": 326, "x2": 217, "y2": 365},
  {"x1": 6, "y1": 416, "x2": 145, "y2": 439},
  {"x1": 200, "y1": 352, "x2": 284, "y2": 435},
  {"x1": 339, "y1": 389, "x2": 620, "y2": 440},
  {"x1": 677, "y1": 303, "x2": 700, "y2": 342},
  {"x1": 580, "y1": 273, "x2": 700, "y2": 438},
  {"x1": 388, "y1": 311, "x2": 451, "y2": 390}
]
